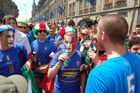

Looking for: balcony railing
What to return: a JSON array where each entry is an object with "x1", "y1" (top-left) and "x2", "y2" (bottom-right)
[
  {"x1": 84, "y1": 7, "x2": 89, "y2": 13},
  {"x1": 69, "y1": 11, "x2": 75, "y2": 16},
  {"x1": 114, "y1": 0, "x2": 127, "y2": 8},
  {"x1": 79, "y1": 9, "x2": 84, "y2": 15},
  {"x1": 90, "y1": 6, "x2": 96, "y2": 12},
  {"x1": 103, "y1": 1, "x2": 113, "y2": 10}
]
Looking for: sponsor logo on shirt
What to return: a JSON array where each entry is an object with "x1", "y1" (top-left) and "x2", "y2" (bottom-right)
[
  {"x1": 76, "y1": 61, "x2": 80, "y2": 66},
  {"x1": 62, "y1": 72, "x2": 79, "y2": 77}
]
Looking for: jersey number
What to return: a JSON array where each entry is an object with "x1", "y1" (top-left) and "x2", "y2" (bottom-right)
[
  {"x1": 9, "y1": 65, "x2": 14, "y2": 73},
  {"x1": 127, "y1": 74, "x2": 135, "y2": 93}
]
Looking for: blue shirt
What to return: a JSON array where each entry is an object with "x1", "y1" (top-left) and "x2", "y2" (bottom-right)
[
  {"x1": 32, "y1": 39, "x2": 56, "y2": 66},
  {"x1": 0, "y1": 44, "x2": 29, "y2": 77},
  {"x1": 25, "y1": 32, "x2": 33, "y2": 46},
  {"x1": 50, "y1": 50, "x2": 85, "y2": 93},
  {"x1": 85, "y1": 52, "x2": 140, "y2": 93},
  {"x1": 47, "y1": 34, "x2": 57, "y2": 42},
  {"x1": 56, "y1": 35, "x2": 62, "y2": 42}
]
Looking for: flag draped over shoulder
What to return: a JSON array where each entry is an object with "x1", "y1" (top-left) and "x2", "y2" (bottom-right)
[
  {"x1": 39, "y1": 59, "x2": 55, "y2": 92},
  {"x1": 86, "y1": 0, "x2": 96, "y2": 6},
  {"x1": 58, "y1": 6, "x2": 64, "y2": 15}
]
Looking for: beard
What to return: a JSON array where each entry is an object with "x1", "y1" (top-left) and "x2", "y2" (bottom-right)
[
  {"x1": 98, "y1": 40, "x2": 105, "y2": 51},
  {"x1": 97, "y1": 34, "x2": 106, "y2": 51}
]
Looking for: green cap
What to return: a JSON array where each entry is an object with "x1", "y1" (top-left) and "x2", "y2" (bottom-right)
[{"x1": 17, "y1": 19, "x2": 29, "y2": 24}]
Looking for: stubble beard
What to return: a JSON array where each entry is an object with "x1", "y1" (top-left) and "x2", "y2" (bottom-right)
[{"x1": 98, "y1": 36, "x2": 106, "y2": 51}]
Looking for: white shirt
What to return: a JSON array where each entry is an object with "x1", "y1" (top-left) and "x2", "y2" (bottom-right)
[{"x1": 14, "y1": 30, "x2": 31, "y2": 54}]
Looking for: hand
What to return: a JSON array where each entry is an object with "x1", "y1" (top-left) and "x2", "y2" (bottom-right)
[
  {"x1": 87, "y1": 50, "x2": 99, "y2": 65},
  {"x1": 82, "y1": 43, "x2": 90, "y2": 48},
  {"x1": 49, "y1": 52, "x2": 55, "y2": 58},
  {"x1": 39, "y1": 65, "x2": 49, "y2": 73},
  {"x1": 80, "y1": 64, "x2": 88, "y2": 71},
  {"x1": 58, "y1": 53, "x2": 67, "y2": 65},
  {"x1": 25, "y1": 61, "x2": 31, "y2": 72}
]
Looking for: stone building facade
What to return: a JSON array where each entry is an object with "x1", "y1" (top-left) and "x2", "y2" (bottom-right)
[
  {"x1": 0, "y1": 0, "x2": 19, "y2": 21},
  {"x1": 31, "y1": 0, "x2": 68, "y2": 24},
  {"x1": 31, "y1": 0, "x2": 140, "y2": 34}
]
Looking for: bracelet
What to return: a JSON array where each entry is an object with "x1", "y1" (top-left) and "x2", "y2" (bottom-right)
[{"x1": 55, "y1": 63, "x2": 60, "y2": 68}]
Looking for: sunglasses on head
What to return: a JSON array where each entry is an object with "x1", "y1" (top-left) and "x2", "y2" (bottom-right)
[
  {"x1": 37, "y1": 30, "x2": 47, "y2": 33},
  {"x1": 17, "y1": 26, "x2": 27, "y2": 29}
]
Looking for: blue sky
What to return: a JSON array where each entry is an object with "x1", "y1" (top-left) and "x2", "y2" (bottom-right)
[{"x1": 12, "y1": 0, "x2": 39, "y2": 20}]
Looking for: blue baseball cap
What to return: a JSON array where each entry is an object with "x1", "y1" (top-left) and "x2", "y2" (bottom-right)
[{"x1": 0, "y1": 25, "x2": 15, "y2": 33}]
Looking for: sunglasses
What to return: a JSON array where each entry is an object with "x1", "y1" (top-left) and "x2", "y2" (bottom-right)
[
  {"x1": 136, "y1": 32, "x2": 140, "y2": 35},
  {"x1": 17, "y1": 26, "x2": 27, "y2": 29},
  {"x1": 37, "y1": 30, "x2": 47, "y2": 33},
  {"x1": 50, "y1": 30, "x2": 55, "y2": 32},
  {"x1": 81, "y1": 34, "x2": 88, "y2": 36}
]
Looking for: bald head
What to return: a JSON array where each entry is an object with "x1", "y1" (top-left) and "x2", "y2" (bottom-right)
[{"x1": 98, "y1": 14, "x2": 128, "y2": 45}]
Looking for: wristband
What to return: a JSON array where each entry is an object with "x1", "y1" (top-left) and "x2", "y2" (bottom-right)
[{"x1": 55, "y1": 63, "x2": 60, "y2": 68}]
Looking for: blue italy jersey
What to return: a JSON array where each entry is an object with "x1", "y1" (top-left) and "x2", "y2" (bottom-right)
[
  {"x1": 85, "y1": 52, "x2": 140, "y2": 93},
  {"x1": 32, "y1": 39, "x2": 56, "y2": 66},
  {"x1": 56, "y1": 35, "x2": 62, "y2": 42},
  {"x1": 0, "y1": 43, "x2": 29, "y2": 77},
  {"x1": 25, "y1": 32, "x2": 33, "y2": 46},
  {"x1": 50, "y1": 50, "x2": 85, "y2": 93},
  {"x1": 47, "y1": 34, "x2": 57, "y2": 42}
]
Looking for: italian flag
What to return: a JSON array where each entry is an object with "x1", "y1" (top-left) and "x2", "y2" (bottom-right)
[
  {"x1": 45, "y1": 46, "x2": 48, "y2": 50},
  {"x1": 6, "y1": 55, "x2": 10, "y2": 61}
]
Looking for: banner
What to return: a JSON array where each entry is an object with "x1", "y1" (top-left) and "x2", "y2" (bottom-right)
[
  {"x1": 58, "y1": 6, "x2": 64, "y2": 15},
  {"x1": 50, "y1": 12, "x2": 54, "y2": 19},
  {"x1": 86, "y1": 0, "x2": 96, "y2": 6}
]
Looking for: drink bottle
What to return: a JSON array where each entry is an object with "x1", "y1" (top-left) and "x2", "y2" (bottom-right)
[
  {"x1": 86, "y1": 48, "x2": 94, "y2": 66},
  {"x1": 33, "y1": 51, "x2": 37, "y2": 62},
  {"x1": 64, "y1": 51, "x2": 70, "y2": 66}
]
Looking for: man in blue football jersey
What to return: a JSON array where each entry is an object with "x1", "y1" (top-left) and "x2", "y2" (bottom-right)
[
  {"x1": 32, "y1": 22, "x2": 57, "y2": 93},
  {"x1": 2, "y1": 15, "x2": 32, "y2": 55},
  {"x1": 86, "y1": 14, "x2": 140, "y2": 93},
  {"x1": 48, "y1": 31, "x2": 86, "y2": 93},
  {"x1": 0, "y1": 25, "x2": 31, "y2": 77}
]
